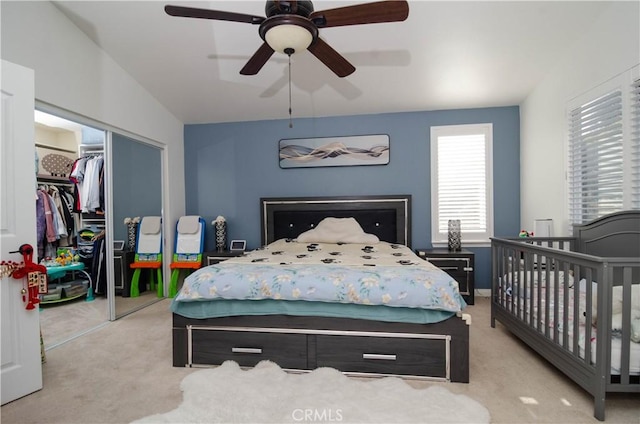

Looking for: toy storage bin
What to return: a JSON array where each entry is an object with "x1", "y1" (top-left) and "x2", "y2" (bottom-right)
[{"x1": 40, "y1": 286, "x2": 62, "y2": 302}]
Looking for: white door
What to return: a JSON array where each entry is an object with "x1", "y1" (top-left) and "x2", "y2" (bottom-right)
[{"x1": 1, "y1": 60, "x2": 43, "y2": 404}]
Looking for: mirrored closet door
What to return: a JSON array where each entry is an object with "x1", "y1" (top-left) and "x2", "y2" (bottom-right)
[{"x1": 108, "y1": 133, "x2": 164, "y2": 319}]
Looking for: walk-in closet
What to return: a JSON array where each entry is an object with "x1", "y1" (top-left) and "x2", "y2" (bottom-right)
[{"x1": 34, "y1": 109, "x2": 165, "y2": 350}]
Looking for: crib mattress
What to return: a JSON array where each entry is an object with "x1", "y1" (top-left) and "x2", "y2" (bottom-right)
[{"x1": 501, "y1": 273, "x2": 639, "y2": 375}]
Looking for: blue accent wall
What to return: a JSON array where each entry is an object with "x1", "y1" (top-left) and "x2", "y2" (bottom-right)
[
  {"x1": 112, "y1": 134, "x2": 162, "y2": 247},
  {"x1": 184, "y1": 107, "x2": 520, "y2": 289}
]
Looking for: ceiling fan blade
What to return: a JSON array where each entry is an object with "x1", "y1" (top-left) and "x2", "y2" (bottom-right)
[
  {"x1": 307, "y1": 38, "x2": 355, "y2": 78},
  {"x1": 164, "y1": 5, "x2": 264, "y2": 24},
  {"x1": 240, "y1": 43, "x2": 276, "y2": 75},
  {"x1": 310, "y1": 1, "x2": 408, "y2": 28}
]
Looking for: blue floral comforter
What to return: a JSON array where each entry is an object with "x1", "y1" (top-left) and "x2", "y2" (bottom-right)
[{"x1": 176, "y1": 239, "x2": 466, "y2": 312}]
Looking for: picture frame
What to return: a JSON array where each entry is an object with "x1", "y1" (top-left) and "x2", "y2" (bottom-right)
[
  {"x1": 279, "y1": 134, "x2": 390, "y2": 168},
  {"x1": 230, "y1": 240, "x2": 246, "y2": 252}
]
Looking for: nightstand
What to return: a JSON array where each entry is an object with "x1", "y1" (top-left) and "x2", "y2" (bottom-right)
[
  {"x1": 113, "y1": 250, "x2": 148, "y2": 297},
  {"x1": 203, "y1": 250, "x2": 244, "y2": 266},
  {"x1": 415, "y1": 248, "x2": 474, "y2": 305}
]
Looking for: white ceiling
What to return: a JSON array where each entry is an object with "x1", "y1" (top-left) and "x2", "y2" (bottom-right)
[{"x1": 52, "y1": 1, "x2": 612, "y2": 125}]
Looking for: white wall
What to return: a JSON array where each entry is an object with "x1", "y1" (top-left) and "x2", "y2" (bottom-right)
[
  {"x1": 35, "y1": 126, "x2": 79, "y2": 152},
  {"x1": 520, "y1": 1, "x2": 640, "y2": 235},
  {"x1": 1, "y1": 1, "x2": 185, "y2": 265}
]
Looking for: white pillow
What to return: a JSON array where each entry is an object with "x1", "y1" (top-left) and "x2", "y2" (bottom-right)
[{"x1": 296, "y1": 217, "x2": 380, "y2": 244}]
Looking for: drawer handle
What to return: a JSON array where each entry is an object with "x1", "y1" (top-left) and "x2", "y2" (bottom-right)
[
  {"x1": 463, "y1": 267, "x2": 473, "y2": 272},
  {"x1": 362, "y1": 353, "x2": 397, "y2": 361},
  {"x1": 231, "y1": 347, "x2": 263, "y2": 354}
]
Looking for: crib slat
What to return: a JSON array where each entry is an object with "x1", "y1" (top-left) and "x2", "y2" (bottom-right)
[{"x1": 618, "y1": 267, "x2": 632, "y2": 384}]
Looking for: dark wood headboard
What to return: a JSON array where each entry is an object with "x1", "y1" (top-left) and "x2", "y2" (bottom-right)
[{"x1": 260, "y1": 195, "x2": 412, "y2": 246}]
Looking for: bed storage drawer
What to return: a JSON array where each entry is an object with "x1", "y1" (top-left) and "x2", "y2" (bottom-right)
[
  {"x1": 315, "y1": 334, "x2": 449, "y2": 379},
  {"x1": 174, "y1": 315, "x2": 468, "y2": 382},
  {"x1": 190, "y1": 329, "x2": 308, "y2": 369}
]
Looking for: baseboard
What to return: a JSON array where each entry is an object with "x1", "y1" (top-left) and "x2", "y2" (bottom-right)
[{"x1": 475, "y1": 289, "x2": 490, "y2": 297}]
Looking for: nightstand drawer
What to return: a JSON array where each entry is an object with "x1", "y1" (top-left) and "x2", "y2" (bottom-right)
[
  {"x1": 424, "y1": 258, "x2": 472, "y2": 273},
  {"x1": 204, "y1": 250, "x2": 244, "y2": 266}
]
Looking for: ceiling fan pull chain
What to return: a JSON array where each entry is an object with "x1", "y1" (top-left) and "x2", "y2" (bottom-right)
[{"x1": 287, "y1": 50, "x2": 293, "y2": 128}]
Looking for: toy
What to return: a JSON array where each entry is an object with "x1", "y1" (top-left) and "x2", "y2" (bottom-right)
[
  {"x1": 43, "y1": 249, "x2": 77, "y2": 267},
  {"x1": 11, "y1": 244, "x2": 47, "y2": 310},
  {"x1": 130, "y1": 216, "x2": 163, "y2": 297},
  {"x1": 519, "y1": 230, "x2": 534, "y2": 238},
  {"x1": 169, "y1": 216, "x2": 206, "y2": 297}
]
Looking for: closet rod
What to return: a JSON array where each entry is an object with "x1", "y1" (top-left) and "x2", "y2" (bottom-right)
[
  {"x1": 79, "y1": 143, "x2": 104, "y2": 151},
  {"x1": 36, "y1": 174, "x2": 72, "y2": 184},
  {"x1": 37, "y1": 181, "x2": 74, "y2": 188},
  {"x1": 35, "y1": 143, "x2": 76, "y2": 154}
]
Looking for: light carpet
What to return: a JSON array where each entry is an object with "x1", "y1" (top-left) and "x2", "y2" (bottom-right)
[{"x1": 132, "y1": 360, "x2": 490, "y2": 424}]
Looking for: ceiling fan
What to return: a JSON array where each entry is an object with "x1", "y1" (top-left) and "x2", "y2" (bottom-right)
[{"x1": 165, "y1": 0, "x2": 409, "y2": 78}]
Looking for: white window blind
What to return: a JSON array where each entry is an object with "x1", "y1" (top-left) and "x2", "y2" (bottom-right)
[
  {"x1": 431, "y1": 124, "x2": 493, "y2": 245},
  {"x1": 567, "y1": 66, "x2": 640, "y2": 226},
  {"x1": 568, "y1": 90, "x2": 623, "y2": 223},
  {"x1": 631, "y1": 77, "x2": 640, "y2": 209}
]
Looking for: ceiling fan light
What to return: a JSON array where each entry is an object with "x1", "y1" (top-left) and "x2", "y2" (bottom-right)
[{"x1": 265, "y1": 24, "x2": 313, "y2": 54}]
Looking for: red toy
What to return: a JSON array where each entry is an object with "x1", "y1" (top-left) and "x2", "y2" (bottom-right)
[{"x1": 11, "y1": 244, "x2": 47, "y2": 310}]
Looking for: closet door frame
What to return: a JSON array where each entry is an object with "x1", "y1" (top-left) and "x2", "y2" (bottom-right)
[{"x1": 35, "y1": 101, "x2": 167, "y2": 321}]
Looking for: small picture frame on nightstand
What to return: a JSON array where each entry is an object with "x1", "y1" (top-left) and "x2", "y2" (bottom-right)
[{"x1": 230, "y1": 240, "x2": 246, "y2": 252}]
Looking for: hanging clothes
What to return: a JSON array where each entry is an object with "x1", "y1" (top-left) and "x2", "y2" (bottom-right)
[
  {"x1": 47, "y1": 188, "x2": 67, "y2": 240},
  {"x1": 91, "y1": 235, "x2": 107, "y2": 296},
  {"x1": 40, "y1": 188, "x2": 58, "y2": 244},
  {"x1": 83, "y1": 155, "x2": 103, "y2": 213},
  {"x1": 35, "y1": 190, "x2": 47, "y2": 261},
  {"x1": 36, "y1": 184, "x2": 75, "y2": 261},
  {"x1": 70, "y1": 155, "x2": 104, "y2": 214},
  {"x1": 70, "y1": 156, "x2": 86, "y2": 213},
  {"x1": 54, "y1": 186, "x2": 76, "y2": 245}
]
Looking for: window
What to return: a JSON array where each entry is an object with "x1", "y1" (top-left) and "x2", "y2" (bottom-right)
[
  {"x1": 632, "y1": 76, "x2": 640, "y2": 209},
  {"x1": 430, "y1": 123, "x2": 494, "y2": 246},
  {"x1": 567, "y1": 66, "x2": 640, "y2": 226}
]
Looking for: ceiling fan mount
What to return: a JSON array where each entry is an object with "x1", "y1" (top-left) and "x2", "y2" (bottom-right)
[
  {"x1": 165, "y1": 0, "x2": 409, "y2": 78},
  {"x1": 264, "y1": 1, "x2": 315, "y2": 19}
]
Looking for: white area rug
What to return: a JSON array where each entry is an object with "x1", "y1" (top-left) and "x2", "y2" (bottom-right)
[{"x1": 133, "y1": 360, "x2": 490, "y2": 423}]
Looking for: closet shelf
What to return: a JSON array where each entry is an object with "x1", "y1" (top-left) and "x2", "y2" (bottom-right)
[{"x1": 36, "y1": 174, "x2": 71, "y2": 183}]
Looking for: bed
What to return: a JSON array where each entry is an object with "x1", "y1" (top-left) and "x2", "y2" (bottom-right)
[
  {"x1": 491, "y1": 210, "x2": 640, "y2": 421},
  {"x1": 172, "y1": 195, "x2": 471, "y2": 382}
]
